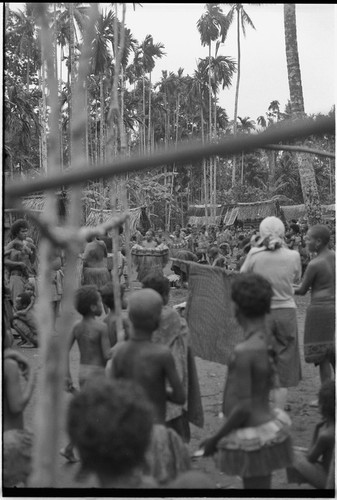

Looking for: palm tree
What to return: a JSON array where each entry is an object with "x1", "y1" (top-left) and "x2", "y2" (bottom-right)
[
  {"x1": 224, "y1": 3, "x2": 258, "y2": 187},
  {"x1": 284, "y1": 3, "x2": 321, "y2": 224},
  {"x1": 10, "y1": 3, "x2": 40, "y2": 90},
  {"x1": 237, "y1": 116, "x2": 255, "y2": 184},
  {"x1": 197, "y1": 3, "x2": 228, "y2": 219},
  {"x1": 137, "y1": 35, "x2": 165, "y2": 152},
  {"x1": 91, "y1": 9, "x2": 114, "y2": 163},
  {"x1": 200, "y1": 51, "x2": 236, "y2": 209}
]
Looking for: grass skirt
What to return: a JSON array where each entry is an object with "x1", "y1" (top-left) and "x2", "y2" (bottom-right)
[
  {"x1": 215, "y1": 408, "x2": 293, "y2": 478},
  {"x1": 81, "y1": 267, "x2": 111, "y2": 288},
  {"x1": 144, "y1": 424, "x2": 191, "y2": 485},
  {"x1": 304, "y1": 300, "x2": 335, "y2": 364}
]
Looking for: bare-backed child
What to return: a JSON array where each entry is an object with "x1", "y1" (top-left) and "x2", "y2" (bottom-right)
[
  {"x1": 109, "y1": 289, "x2": 191, "y2": 485},
  {"x1": 61, "y1": 285, "x2": 111, "y2": 463},
  {"x1": 200, "y1": 272, "x2": 293, "y2": 490},
  {"x1": 99, "y1": 283, "x2": 130, "y2": 348},
  {"x1": 287, "y1": 380, "x2": 335, "y2": 489}
]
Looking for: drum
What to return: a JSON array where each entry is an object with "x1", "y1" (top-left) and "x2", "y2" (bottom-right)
[{"x1": 131, "y1": 244, "x2": 169, "y2": 282}]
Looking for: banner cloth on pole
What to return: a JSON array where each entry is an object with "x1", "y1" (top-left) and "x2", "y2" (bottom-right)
[{"x1": 185, "y1": 262, "x2": 243, "y2": 365}]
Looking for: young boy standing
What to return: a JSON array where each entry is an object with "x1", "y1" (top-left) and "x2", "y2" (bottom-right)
[
  {"x1": 61, "y1": 285, "x2": 111, "y2": 463},
  {"x1": 66, "y1": 284, "x2": 111, "y2": 391},
  {"x1": 109, "y1": 288, "x2": 190, "y2": 484}
]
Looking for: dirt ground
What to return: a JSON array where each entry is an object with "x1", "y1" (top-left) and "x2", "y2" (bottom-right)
[{"x1": 11, "y1": 276, "x2": 331, "y2": 493}]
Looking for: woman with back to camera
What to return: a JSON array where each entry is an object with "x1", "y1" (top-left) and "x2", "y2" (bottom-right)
[{"x1": 240, "y1": 216, "x2": 302, "y2": 411}]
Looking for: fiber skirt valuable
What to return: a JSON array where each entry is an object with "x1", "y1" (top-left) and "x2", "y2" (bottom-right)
[
  {"x1": 304, "y1": 300, "x2": 335, "y2": 364},
  {"x1": 215, "y1": 408, "x2": 293, "y2": 478},
  {"x1": 81, "y1": 267, "x2": 111, "y2": 288}
]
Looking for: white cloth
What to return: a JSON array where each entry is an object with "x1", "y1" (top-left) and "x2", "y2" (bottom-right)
[{"x1": 240, "y1": 246, "x2": 301, "y2": 309}]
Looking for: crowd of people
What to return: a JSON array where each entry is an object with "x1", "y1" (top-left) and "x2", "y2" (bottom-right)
[{"x1": 3, "y1": 214, "x2": 335, "y2": 490}]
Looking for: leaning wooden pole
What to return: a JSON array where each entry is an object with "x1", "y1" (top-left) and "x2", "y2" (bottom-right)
[
  {"x1": 29, "y1": 4, "x2": 99, "y2": 487},
  {"x1": 29, "y1": 3, "x2": 63, "y2": 486},
  {"x1": 110, "y1": 190, "x2": 125, "y2": 342},
  {"x1": 122, "y1": 189, "x2": 133, "y2": 292}
]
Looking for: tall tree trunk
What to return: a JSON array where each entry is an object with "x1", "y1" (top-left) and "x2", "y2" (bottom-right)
[
  {"x1": 284, "y1": 3, "x2": 321, "y2": 225},
  {"x1": 208, "y1": 42, "x2": 213, "y2": 219},
  {"x1": 60, "y1": 46, "x2": 64, "y2": 171},
  {"x1": 268, "y1": 150, "x2": 276, "y2": 194},
  {"x1": 200, "y1": 99, "x2": 208, "y2": 225},
  {"x1": 232, "y1": 7, "x2": 241, "y2": 187},
  {"x1": 147, "y1": 72, "x2": 152, "y2": 152},
  {"x1": 40, "y1": 64, "x2": 48, "y2": 173},
  {"x1": 68, "y1": 2, "x2": 75, "y2": 168},
  {"x1": 240, "y1": 152, "x2": 244, "y2": 185},
  {"x1": 99, "y1": 76, "x2": 104, "y2": 163},
  {"x1": 142, "y1": 73, "x2": 146, "y2": 153}
]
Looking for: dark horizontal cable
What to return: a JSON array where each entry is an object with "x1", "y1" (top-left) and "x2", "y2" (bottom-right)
[{"x1": 5, "y1": 116, "x2": 335, "y2": 206}]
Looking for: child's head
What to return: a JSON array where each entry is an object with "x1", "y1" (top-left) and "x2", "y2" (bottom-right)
[
  {"x1": 142, "y1": 272, "x2": 170, "y2": 305},
  {"x1": 24, "y1": 282, "x2": 35, "y2": 297},
  {"x1": 207, "y1": 246, "x2": 219, "y2": 259},
  {"x1": 231, "y1": 272, "x2": 273, "y2": 320},
  {"x1": 67, "y1": 378, "x2": 154, "y2": 481},
  {"x1": 128, "y1": 289, "x2": 163, "y2": 333},
  {"x1": 75, "y1": 285, "x2": 102, "y2": 317},
  {"x1": 15, "y1": 292, "x2": 32, "y2": 311},
  {"x1": 306, "y1": 224, "x2": 330, "y2": 253},
  {"x1": 11, "y1": 241, "x2": 24, "y2": 251},
  {"x1": 100, "y1": 283, "x2": 125, "y2": 311},
  {"x1": 99, "y1": 283, "x2": 115, "y2": 311},
  {"x1": 318, "y1": 380, "x2": 335, "y2": 420},
  {"x1": 10, "y1": 219, "x2": 29, "y2": 240}
]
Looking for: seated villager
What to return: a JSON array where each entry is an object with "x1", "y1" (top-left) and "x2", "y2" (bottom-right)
[
  {"x1": 12, "y1": 292, "x2": 38, "y2": 348},
  {"x1": 207, "y1": 246, "x2": 227, "y2": 268},
  {"x1": 286, "y1": 380, "x2": 335, "y2": 489}
]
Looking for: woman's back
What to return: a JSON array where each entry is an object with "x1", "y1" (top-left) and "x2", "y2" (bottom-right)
[{"x1": 241, "y1": 247, "x2": 301, "y2": 308}]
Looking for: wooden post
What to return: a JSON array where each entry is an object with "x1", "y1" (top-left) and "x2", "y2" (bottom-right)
[
  {"x1": 122, "y1": 188, "x2": 133, "y2": 292},
  {"x1": 110, "y1": 188, "x2": 124, "y2": 342},
  {"x1": 29, "y1": 5, "x2": 99, "y2": 487}
]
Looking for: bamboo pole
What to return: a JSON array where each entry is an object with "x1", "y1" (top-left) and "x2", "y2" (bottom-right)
[
  {"x1": 122, "y1": 189, "x2": 133, "y2": 292},
  {"x1": 6, "y1": 117, "x2": 335, "y2": 203},
  {"x1": 29, "y1": 3, "x2": 63, "y2": 486},
  {"x1": 110, "y1": 189, "x2": 125, "y2": 342},
  {"x1": 29, "y1": 4, "x2": 99, "y2": 487},
  {"x1": 107, "y1": 3, "x2": 128, "y2": 341}
]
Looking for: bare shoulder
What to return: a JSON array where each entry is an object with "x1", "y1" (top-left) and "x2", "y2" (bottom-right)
[{"x1": 72, "y1": 320, "x2": 83, "y2": 334}]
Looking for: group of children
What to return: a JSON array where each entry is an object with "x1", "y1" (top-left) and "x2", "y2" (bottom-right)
[
  {"x1": 59, "y1": 266, "x2": 334, "y2": 490},
  {"x1": 3, "y1": 218, "x2": 335, "y2": 490}
]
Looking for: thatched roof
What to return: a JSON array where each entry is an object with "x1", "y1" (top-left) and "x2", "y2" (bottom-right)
[
  {"x1": 281, "y1": 204, "x2": 335, "y2": 221},
  {"x1": 187, "y1": 204, "x2": 223, "y2": 217},
  {"x1": 21, "y1": 193, "x2": 68, "y2": 220},
  {"x1": 223, "y1": 199, "x2": 279, "y2": 225},
  {"x1": 85, "y1": 206, "x2": 150, "y2": 234},
  {"x1": 22, "y1": 195, "x2": 46, "y2": 213},
  {"x1": 187, "y1": 204, "x2": 224, "y2": 226}
]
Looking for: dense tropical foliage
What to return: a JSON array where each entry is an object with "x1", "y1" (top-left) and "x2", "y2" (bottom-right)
[{"x1": 4, "y1": 3, "x2": 335, "y2": 229}]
